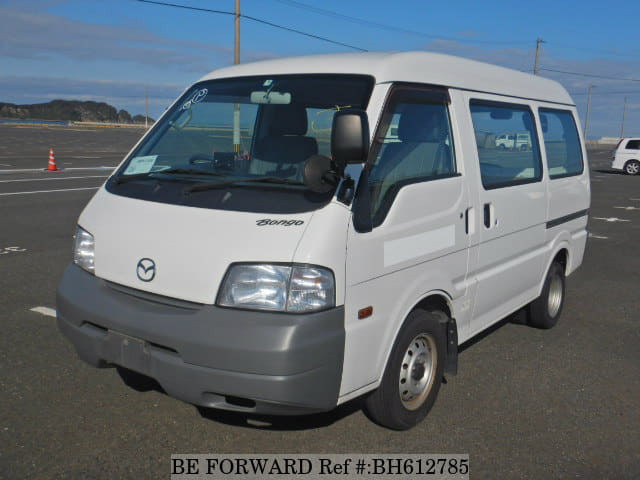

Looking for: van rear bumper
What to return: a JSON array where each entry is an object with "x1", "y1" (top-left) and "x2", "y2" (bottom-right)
[{"x1": 56, "y1": 264, "x2": 345, "y2": 415}]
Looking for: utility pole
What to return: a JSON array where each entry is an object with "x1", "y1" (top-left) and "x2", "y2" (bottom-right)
[
  {"x1": 533, "y1": 37, "x2": 545, "y2": 75},
  {"x1": 234, "y1": 0, "x2": 240, "y2": 65},
  {"x1": 620, "y1": 96, "x2": 628, "y2": 139},
  {"x1": 145, "y1": 86, "x2": 149, "y2": 129},
  {"x1": 584, "y1": 85, "x2": 595, "y2": 140},
  {"x1": 233, "y1": 0, "x2": 241, "y2": 153}
]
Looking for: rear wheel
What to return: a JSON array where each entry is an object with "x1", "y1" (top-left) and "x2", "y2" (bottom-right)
[
  {"x1": 364, "y1": 309, "x2": 446, "y2": 430},
  {"x1": 528, "y1": 262, "x2": 565, "y2": 329},
  {"x1": 624, "y1": 160, "x2": 640, "y2": 175}
]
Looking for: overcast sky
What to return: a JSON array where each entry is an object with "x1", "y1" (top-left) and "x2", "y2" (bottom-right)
[{"x1": 1, "y1": 0, "x2": 639, "y2": 138}]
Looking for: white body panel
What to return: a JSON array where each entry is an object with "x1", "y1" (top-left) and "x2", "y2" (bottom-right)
[
  {"x1": 75, "y1": 51, "x2": 590, "y2": 408},
  {"x1": 78, "y1": 189, "x2": 314, "y2": 304}
]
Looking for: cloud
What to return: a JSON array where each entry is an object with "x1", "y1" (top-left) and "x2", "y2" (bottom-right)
[
  {"x1": 420, "y1": 40, "x2": 640, "y2": 137},
  {"x1": 0, "y1": 4, "x2": 276, "y2": 72}
]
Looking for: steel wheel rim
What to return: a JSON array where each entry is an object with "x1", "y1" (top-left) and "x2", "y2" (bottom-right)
[
  {"x1": 547, "y1": 273, "x2": 563, "y2": 318},
  {"x1": 626, "y1": 162, "x2": 639, "y2": 174},
  {"x1": 399, "y1": 333, "x2": 437, "y2": 411}
]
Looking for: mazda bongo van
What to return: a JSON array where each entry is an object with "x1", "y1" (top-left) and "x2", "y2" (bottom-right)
[{"x1": 57, "y1": 51, "x2": 590, "y2": 430}]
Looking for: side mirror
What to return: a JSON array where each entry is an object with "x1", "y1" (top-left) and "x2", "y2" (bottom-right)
[
  {"x1": 302, "y1": 155, "x2": 338, "y2": 194},
  {"x1": 540, "y1": 114, "x2": 549, "y2": 133},
  {"x1": 331, "y1": 109, "x2": 369, "y2": 169}
]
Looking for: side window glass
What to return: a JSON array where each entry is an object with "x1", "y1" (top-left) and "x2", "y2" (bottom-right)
[
  {"x1": 368, "y1": 100, "x2": 455, "y2": 222},
  {"x1": 470, "y1": 101, "x2": 542, "y2": 189},
  {"x1": 539, "y1": 109, "x2": 583, "y2": 178},
  {"x1": 626, "y1": 140, "x2": 640, "y2": 150}
]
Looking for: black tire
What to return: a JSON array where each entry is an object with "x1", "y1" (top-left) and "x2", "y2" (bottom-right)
[
  {"x1": 528, "y1": 262, "x2": 565, "y2": 329},
  {"x1": 624, "y1": 160, "x2": 640, "y2": 175},
  {"x1": 364, "y1": 309, "x2": 446, "y2": 430}
]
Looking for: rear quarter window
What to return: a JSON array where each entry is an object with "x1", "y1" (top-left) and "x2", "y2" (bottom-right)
[{"x1": 539, "y1": 109, "x2": 584, "y2": 178}]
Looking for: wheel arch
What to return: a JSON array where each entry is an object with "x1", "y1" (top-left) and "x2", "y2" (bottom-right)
[
  {"x1": 624, "y1": 158, "x2": 640, "y2": 173},
  {"x1": 377, "y1": 290, "x2": 455, "y2": 385}
]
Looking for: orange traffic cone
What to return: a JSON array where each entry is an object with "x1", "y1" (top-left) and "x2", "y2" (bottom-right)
[{"x1": 47, "y1": 148, "x2": 58, "y2": 171}]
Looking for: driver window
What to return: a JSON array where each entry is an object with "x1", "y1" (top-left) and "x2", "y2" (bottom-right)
[{"x1": 368, "y1": 94, "x2": 455, "y2": 223}]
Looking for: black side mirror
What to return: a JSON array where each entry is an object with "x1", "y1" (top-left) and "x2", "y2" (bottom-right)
[{"x1": 331, "y1": 109, "x2": 369, "y2": 170}]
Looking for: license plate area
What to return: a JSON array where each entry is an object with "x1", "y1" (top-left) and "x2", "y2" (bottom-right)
[{"x1": 106, "y1": 330, "x2": 150, "y2": 376}]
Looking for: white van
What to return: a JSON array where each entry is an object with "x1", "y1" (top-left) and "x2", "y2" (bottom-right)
[
  {"x1": 495, "y1": 132, "x2": 532, "y2": 150},
  {"x1": 611, "y1": 138, "x2": 640, "y2": 175},
  {"x1": 57, "y1": 52, "x2": 590, "y2": 430}
]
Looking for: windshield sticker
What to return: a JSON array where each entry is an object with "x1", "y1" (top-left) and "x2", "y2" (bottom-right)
[
  {"x1": 192, "y1": 88, "x2": 208, "y2": 103},
  {"x1": 123, "y1": 155, "x2": 158, "y2": 175},
  {"x1": 181, "y1": 88, "x2": 208, "y2": 110}
]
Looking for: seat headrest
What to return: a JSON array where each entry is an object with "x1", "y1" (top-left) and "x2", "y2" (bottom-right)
[
  {"x1": 265, "y1": 104, "x2": 308, "y2": 136},
  {"x1": 397, "y1": 104, "x2": 448, "y2": 142}
]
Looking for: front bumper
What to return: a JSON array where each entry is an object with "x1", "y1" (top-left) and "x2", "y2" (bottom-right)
[{"x1": 56, "y1": 264, "x2": 345, "y2": 414}]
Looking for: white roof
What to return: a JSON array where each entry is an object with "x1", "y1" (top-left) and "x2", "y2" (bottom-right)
[{"x1": 199, "y1": 51, "x2": 574, "y2": 106}]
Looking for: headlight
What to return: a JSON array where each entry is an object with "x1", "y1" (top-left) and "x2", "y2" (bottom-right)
[
  {"x1": 217, "y1": 264, "x2": 335, "y2": 313},
  {"x1": 73, "y1": 226, "x2": 95, "y2": 274}
]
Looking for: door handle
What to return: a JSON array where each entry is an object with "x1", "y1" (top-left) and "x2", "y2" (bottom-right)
[
  {"x1": 483, "y1": 202, "x2": 495, "y2": 228},
  {"x1": 465, "y1": 207, "x2": 475, "y2": 235}
]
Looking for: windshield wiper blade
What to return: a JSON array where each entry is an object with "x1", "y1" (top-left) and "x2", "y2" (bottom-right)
[
  {"x1": 184, "y1": 176, "x2": 304, "y2": 194},
  {"x1": 114, "y1": 168, "x2": 227, "y2": 185}
]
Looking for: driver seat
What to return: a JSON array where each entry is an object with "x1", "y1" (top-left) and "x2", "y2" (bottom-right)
[{"x1": 249, "y1": 104, "x2": 318, "y2": 180}]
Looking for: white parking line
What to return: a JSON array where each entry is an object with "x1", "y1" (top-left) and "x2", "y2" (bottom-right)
[
  {"x1": 0, "y1": 187, "x2": 99, "y2": 196},
  {"x1": 0, "y1": 166, "x2": 114, "y2": 174},
  {"x1": 614, "y1": 206, "x2": 640, "y2": 211},
  {"x1": 0, "y1": 175, "x2": 108, "y2": 183},
  {"x1": 592, "y1": 217, "x2": 630, "y2": 223},
  {"x1": 588, "y1": 233, "x2": 608, "y2": 239},
  {"x1": 30, "y1": 306, "x2": 57, "y2": 318}
]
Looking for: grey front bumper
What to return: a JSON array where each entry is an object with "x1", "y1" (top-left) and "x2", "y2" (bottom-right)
[{"x1": 56, "y1": 264, "x2": 345, "y2": 415}]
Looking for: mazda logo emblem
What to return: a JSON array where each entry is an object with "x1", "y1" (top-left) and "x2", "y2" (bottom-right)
[{"x1": 136, "y1": 258, "x2": 156, "y2": 282}]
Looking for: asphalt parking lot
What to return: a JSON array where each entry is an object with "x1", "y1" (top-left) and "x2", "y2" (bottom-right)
[{"x1": 1, "y1": 124, "x2": 638, "y2": 479}]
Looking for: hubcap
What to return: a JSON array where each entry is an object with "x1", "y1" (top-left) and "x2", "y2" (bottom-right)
[
  {"x1": 547, "y1": 273, "x2": 563, "y2": 318},
  {"x1": 626, "y1": 162, "x2": 639, "y2": 174},
  {"x1": 399, "y1": 333, "x2": 437, "y2": 410}
]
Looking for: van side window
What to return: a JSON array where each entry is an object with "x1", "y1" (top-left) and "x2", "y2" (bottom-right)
[
  {"x1": 539, "y1": 108, "x2": 583, "y2": 178},
  {"x1": 368, "y1": 96, "x2": 455, "y2": 223},
  {"x1": 626, "y1": 140, "x2": 640, "y2": 150},
  {"x1": 470, "y1": 101, "x2": 542, "y2": 189}
]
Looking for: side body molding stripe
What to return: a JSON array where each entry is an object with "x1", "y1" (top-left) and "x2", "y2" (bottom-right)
[{"x1": 546, "y1": 209, "x2": 589, "y2": 229}]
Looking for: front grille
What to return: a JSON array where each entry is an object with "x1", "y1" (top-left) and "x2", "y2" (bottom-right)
[{"x1": 102, "y1": 280, "x2": 204, "y2": 310}]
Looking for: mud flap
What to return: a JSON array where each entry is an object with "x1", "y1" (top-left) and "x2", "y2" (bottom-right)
[{"x1": 444, "y1": 317, "x2": 458, "y2": 375}]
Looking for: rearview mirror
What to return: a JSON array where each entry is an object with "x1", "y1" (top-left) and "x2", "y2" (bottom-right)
[
  {"x1": 490, "y1": 109, "x2": 513, "y2": 120},
  {"x1": 331, "y1": 109, "x2": 369, "y2": 169},
  {"x1": 250, "y1": 91, "x2": 291, "y2": 104}
]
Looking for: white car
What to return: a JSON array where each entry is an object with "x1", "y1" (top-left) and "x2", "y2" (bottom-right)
[
  {"x1": 57, "y1": 51, "x2": 590, "y2": 430},
  {"x1": 611, "y1": 138, "x2": 640, "y2": 175}
]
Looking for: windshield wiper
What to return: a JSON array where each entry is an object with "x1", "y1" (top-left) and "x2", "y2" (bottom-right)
[
  {"x1": 184, "y1": 176, "x2": 304, "y2": 194},
  {"x1": 114, "y1": 168, "x2": 227, "y2": 185}
]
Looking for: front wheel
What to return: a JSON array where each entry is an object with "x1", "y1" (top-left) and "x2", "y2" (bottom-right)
[
  {"x1": 364, "y1": 309, "x2": 446, "y2": 430},
  {"x1": 528, "y1": 262, "x2": 565, "y2": 329},
  {"x1": 624, "y1": 160, "x2": 640, "y2": 175}
]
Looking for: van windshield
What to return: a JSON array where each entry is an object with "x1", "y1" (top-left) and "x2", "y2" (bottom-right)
[{"x1": 107, "y1": 74, "x2": 373, "y2": 213}]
